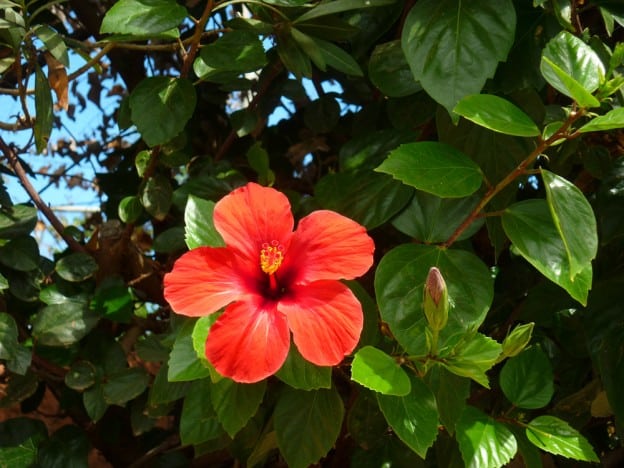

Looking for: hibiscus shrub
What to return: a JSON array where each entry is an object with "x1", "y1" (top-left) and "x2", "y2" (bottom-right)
[{"x1": 1, "y1": 0, "x2": 624, "y2": 466}]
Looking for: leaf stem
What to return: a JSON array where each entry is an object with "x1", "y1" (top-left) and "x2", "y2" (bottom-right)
[
  {"x1": 442, "y1": 110, "x2": 585, "y2": 248},
  {"x1": 180, "y1": 0, "x2": 215, "y2": 78}
]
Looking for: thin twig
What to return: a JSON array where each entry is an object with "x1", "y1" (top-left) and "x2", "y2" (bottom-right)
[
  {"x1": 67, "y1": 42, "x2": 115, "y2": 82},
  {"x1": 0, "y1": 136, "x2": 87, "y2": 253},
  {"x1": 180, "y1": 0, "x2": 215, "y2": 78},
  {"x1": 0, "y1": 118, "x2": 33, "y2": 131},
  {"x1": 442, "y1": 110, "x2": 585, "y2": 248}
]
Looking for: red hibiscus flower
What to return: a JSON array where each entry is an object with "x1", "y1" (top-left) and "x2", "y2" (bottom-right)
[{"x1": 163, "y1": 182, "x2": 375, "y2": 383}]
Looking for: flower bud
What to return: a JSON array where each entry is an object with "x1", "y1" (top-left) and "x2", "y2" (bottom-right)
[
  {"x1": 501, "y1": 322, "x2": 534, "y2": 358},
  {"x1": 423, "y1": 267, "x2": 449, "y2": 332}
]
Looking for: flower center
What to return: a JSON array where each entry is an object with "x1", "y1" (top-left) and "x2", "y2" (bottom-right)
[{"x1": 260, "y1": 240, "x2": 284, "y2": 275}]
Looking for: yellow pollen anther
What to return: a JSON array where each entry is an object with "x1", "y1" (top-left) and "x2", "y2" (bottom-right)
[{"x1": 260, "y1": 240, "x2": 284, "y2": 275}]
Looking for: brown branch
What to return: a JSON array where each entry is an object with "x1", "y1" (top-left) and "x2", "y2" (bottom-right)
[
  {"x1": 67, "y1": 42, "x2": 115, "y2": 82},
  {"x1": 15, "y1": 50, "x2": 31, "y2": 122},
  {"x1": 180, "y1": 0, "x2": 215, "y2": 78},
  {"x1": 0, "y1": 136, "x2": 87, "y2": 253},
  {"x1": 442, "y1": 110, "x2": 585, "y2": 248},
  {"x1": 0, "y1": 117, "x2": 34, "y2": 131}
]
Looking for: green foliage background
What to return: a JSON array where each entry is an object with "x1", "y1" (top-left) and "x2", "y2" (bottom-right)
[{"x1": 1, "y1": 0, "x2": 624, "y2": 466}]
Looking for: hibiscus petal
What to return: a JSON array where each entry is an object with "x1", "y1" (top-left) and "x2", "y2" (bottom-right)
[
  {"x1": 213, "y1": 183, "x2": 294, "y2": 262},
  {"x1": 206, "y1": 299, "x2": 290, "y2": 383},
  {"x1": 282, "y1": 210, "x2": 374, "y2": 284},
  {"x1": 164, "y1": 247, "x2": 257, "y2": 317},
  {"x1": 279, "y1": 281, "x2": 363, "y2": 366}
]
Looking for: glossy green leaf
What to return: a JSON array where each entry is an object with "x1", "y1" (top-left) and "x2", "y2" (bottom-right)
[
  {"x1": 276, "y1": 35, "x2": 312, "y2": 79},
  {"x1": 34, "y1": 64, "x2": 53, "y2": 153},
  {"x1": 0, "y1": 205, "x2": 37, "y2": 238},
  {"x1": 211, "y1": 378, "x2": 266, "y2": 437},
  {"x1": 168, "y1": 319, "x2": 212, "y2": 382},
  {"x1": 315, "y1": 171, "x2": 412, "y2": 229},
  {"x1": 453, "y1": 94, "x2": 540, "y2": 137},
  {"x1": 377, "y1": 374, "x2": 439, "y2": 458},
  {"x1": 179, "y1": 378, "x2": 224, "y2": 445},
  {"x1": 369, "y1": 40, "x2": 420, "y2": 97},
  {"x1": 526, "y1": 415, "x2": 599, "y2": 462},
  {"x1": 540, "y1": 31, "x2": 604, "y2": 108},
  {"x1": 314, "y1": 37, "x2": 363, "y2": 76},
  {"x1": 103, "y1": 368, "x2": 150, "y2": 405},
  {"x1": 64, "y1": 361, "x2": 97, "y2": 391},
  {"x1": 425, "y1": 366, "x2": 469, "y2": 435},
  {"x1": 118, "y1": 195, "x2": 143, "y2": 223},
  {"x1": 347, "y1": 389, "x2": 389, "y2": 448},
  {"x1": 401, "y1": 0, "x2": 516, "y2": 113},
  {"x1": 129, "y1": 76, "x2": 196, "y2": 147},
  {"x1": 100, "y1": 0, "x2": 187, "y2": 36},
  {"x1": 275, "y1": 346, "x2": 331, "y2": 390},
  {"x1": 541, "y1": 169, "x2": 597, "y2": 279},
  {"x1": 83, "y1": 384, "x2": 107, "y2": 422},
  {"x1": 0, "y1": 236, "x2": 39, "y2": 271},
  {"x1": 392, "y1": 191, "x2": 483, "y2": 243},
  {"x1": 456, "y1": 406, "x2": 517, "y2": 468},
  {"x1": 148, "y1": 364, "x2": 189, "y2": 405},
  {"x1": 578, "y1": 107, "x2": 624, "y2": 133},
  {"x1": 294, "y1": 0, "x2": 396, "y2": 23},
  {"x1": 274, "y1": 387, "x2": 344, "y2": 468},
  {"x1": 442, "y1": 333, "x2": 502, "y2": 388},
  {"x1": 0, "y1": 418, "x2": 45, "y2": 467},
  {"x1": 247, "y1": 143, "x2": 275, "y2": 186},
  {"x1": 90, "y1": 276, "x2": 133, "y2": 323},
  {"x1": 152, "y1": 227, "x2": 185, "y2": 253},
  {"x1": 0, "y1": 313, "x2": 18, "y2": 360},
  {"x1": 195, "y1": 30, "x2": 267, "y2": 77},
  {"x1": 500, "y1": 346, "x2": 553, "y2": 409},
  {"x1": 184, "y1": 195, "x2": 225, "y2": 249},
  {"x1": 376, "y1": 142, "x2": 483, "y2": 198},
  {"x1": 37, "y1": 425, "x2": 89, "y2": 468},
  {"x1": 0, "y1": 272, "x2": 7, "y2": 291},
  {"x1": 56, "y1": 252, "x2": 98, "y2": 282},
  {"x1": 141, "y1": 174, "x2": 173, "y2": 221},
  {"x1": 33, "y1": 24, "x2": 69, "y2": 66},
  {"x1": 352, "y1": 346, "x2": 411, "y2": 396},
  {"x1": 32, "y1": 301, "x2": 99, "y2": 346},
  {"x1": 375, "y1": 244, "x2": 493, "y2": 356},
  {"x1": 502, "y1": 199, "x2": 592, "y2": 305},
  {"x1": 291, "y1": 28, "x2": 325, "y2": 71}
]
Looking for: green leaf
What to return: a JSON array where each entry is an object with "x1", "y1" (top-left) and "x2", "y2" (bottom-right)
[
  {"x1": 56, "y1": 253, "x2": 98, "y2": 282},
  {"x1": 168, "y1": 319, "x2": 212, "y2": 382},
  {"x1": 274, "y1": 387, "x2": 344, "y2": 468},
  {"x1": 37, "y1": 425, "x2": 89, "y2": 468},
  {"x1": 540, "y1": 31, "x2": 604, "y2": 108},
  {"x1": 90, "y1": 276, "x2": 134, "y2": 323},
  {"x1": 369, "y1": 40, "x2": 420, "y2": 97},
  {"x1": 0, "y1": 205, "x2": 37, "y2": 238},
  {"x1": 34, "y1": 64, "x2": 53, "y2": 153},
  {"x1": 103, "y1": 368, "x2": 150, "y2": 405},
  {"x1": 425, "y1": 366, "x2": 469, "y2": 435},
  {"x1": 578, "y1": 107, "x2": 624, "y2": 133},
  {"x1": 442, "y1": 333, "x2": 502, "y2": 388},
  {"x1": 141, "y1": 174, "x2": 173, "y2": 221},
  {"x1": 211, "y1": 378, "x2": 266, "y2": 437},
  {"x1": 148, "y1": 364, "x2": 189, "y2": 405},
  {"x1": 347, "y1": 389, "x2": 389, "y2": 448},
  {"x1": 32, "y1": 301, "x2": 99, "y2": 346},
  {"x1": 100, "y1": 0, "x2": 187, "y2": 36},
  {"x1": 64, "y1": 361, "x2": 97, "y2": 391},
  {"x1": 456, "y1": 406, "x2": 517, "y2": 468},
  {"x1": 291, "y1": 28, "x2": 325, "y2": 71},
  {"x1": 0, "y1": 313, "x2": 18, "y2": 360},
  {"x1": 0, "y1": 236, "x2": 39, "y2": 271},
  {"x1": 502, "y1": 199, "x2": 592, "y2": 305},
  {"x1": 247, "y1": 143, "x2": 275, "y2": 186},
  {"x1": 33, "y1": 24, "x2": 69, "y2": 66},
  {"x1": 195, "y1": 30, "x2": 267, "y2": 76},
  {"x1": 275, "y1": 346, "x2": 332, "y2": 390},
  {"x1": 0, "y1": 418, "x2": 47, "y2": 468},
  {"x1": 180, "y1": 378, "x2": 225, "y2": 445},
  {"x1": 294, "y1": 0, "x2": 396, "y2": 23},
  {"x1": 314, "y1": 37, "x2": 363, "y2": 77},
  {"x1": 377, "y1": 374, "x2": 439, "y2": 458},
  {"x1": 500, "y1": 346, "x2": 554, "y2": 409},
  {"x1": 315, "y1": 171, "x2": 412, "y2": 229},
  {"x1": 153, "y1": 227, "x2": 186, "y2": 253},
  {"x1": 0, "y1": 272, "x2": 7, "y2": 291},
  {"x1": 453, "y1": 94, "x2": 540, "y2": 137},
  {"x1": 118, "y1": 195, "x2": 143, "y2": 223},
  {"x1": 392, "y1": 191, "x2": 483, "y2": 243},
  {"x1": 276, "y1": 34, "x2": 312, "y2": 79},
  {"x1": 376, "y1": 142, "x2": 483, "y2": 198},
  {"x1": 351, "y1": 346, "x2": 411, "y2": 396},
  {"x1": 184, "y1": 195, "x2": 225, "y2": 249},
  {"x1": 541, "y1": 169, "x2": 597, "y2": 280},
  {"x1": 129, "y1": 76, "x2": 196, "y2": 147},
  {"x1": 83, "y1": 384, "x2": 108, "y2": 422},
  {"x1": 526, "y1": 415, "x2": 599, "y2": 462},
  {"x1": 375, "y1": 244, "x2": 493, "y2": 356},
  {"x1": 134, "y1": 149, "x2": 151, "y2": 177},
  {"x1": 401, "y1": 0, "x2": 516, "y2": 113}
]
